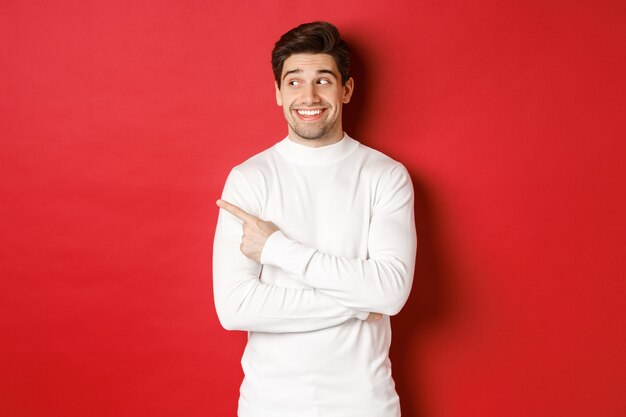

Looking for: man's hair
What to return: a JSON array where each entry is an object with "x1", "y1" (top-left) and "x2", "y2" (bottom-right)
[{"x1": 272, "y1": 21, "x2": 351, "y2": 88}]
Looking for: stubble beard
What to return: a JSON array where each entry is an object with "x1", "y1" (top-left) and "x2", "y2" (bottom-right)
[{"x1": 285, "y1": 105, "x2": 339, "y2": 141}]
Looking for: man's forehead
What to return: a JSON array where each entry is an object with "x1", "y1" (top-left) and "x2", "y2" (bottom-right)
[{"x1": 281, "y1": 53, "x2": 339, "y2": 76}]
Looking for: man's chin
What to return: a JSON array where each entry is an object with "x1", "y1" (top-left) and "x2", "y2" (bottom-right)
[{"x1": 290, "y1": 126, "x2": 329, "y2": 141}]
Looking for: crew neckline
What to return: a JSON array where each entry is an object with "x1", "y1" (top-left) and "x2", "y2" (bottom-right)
[{"x1": 274, "y1": 133, "x2": 359, "y2": 166}]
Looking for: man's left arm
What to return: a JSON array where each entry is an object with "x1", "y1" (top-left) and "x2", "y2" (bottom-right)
[{"x1": 220, "y1": 165, "x2": 417, "y2": 316}]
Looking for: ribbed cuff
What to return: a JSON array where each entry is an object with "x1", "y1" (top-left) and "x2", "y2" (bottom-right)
[
  {"x1": 354, "y1": 310, "x2": 370, "y2": 320},
  {"x1": 260, "y1": 231, "x2": 316, "y2": 276}
]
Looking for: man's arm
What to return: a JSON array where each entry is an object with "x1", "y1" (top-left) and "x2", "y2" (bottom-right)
[
  {"x1": 221, "y1": 165, "x2": 417, "y2": 317},
  {"x1": 212, "y1": 169, "x2": 370, "y2": 333}
]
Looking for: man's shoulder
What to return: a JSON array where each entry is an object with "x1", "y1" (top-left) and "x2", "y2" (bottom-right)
[
  {"x1": 352, "y1": 140, "x2": 413, "y2": 202},
  {"x1": 221, "y1": 142, "x2": 280, "y2": 212},
  {"x1": 353, "y1": 140, "x2": 408, "y2": 174},
  {"x1": 230, "y1": 141, "x2": 280, "y2": 175}
]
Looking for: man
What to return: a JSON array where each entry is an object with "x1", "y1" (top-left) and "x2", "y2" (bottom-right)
[{"x1": 213, "y1": 21, "x2": 417, "y2": 416}]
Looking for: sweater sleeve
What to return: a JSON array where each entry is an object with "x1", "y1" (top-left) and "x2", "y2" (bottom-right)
[
  {"x1": 212, "y1": 169, "x2": 368, "y2": 333},
  {"x1": 260, "y1": 164, "x2": 417, "y2": 316}
]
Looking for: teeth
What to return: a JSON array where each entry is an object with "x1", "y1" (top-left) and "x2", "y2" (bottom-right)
[{"x1": 297, "y1": 109, "x2": 322, "y2": 116}]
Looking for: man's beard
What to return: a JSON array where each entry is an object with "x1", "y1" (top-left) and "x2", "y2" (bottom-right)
[
  {"x1": 287, "y1": 119, "x2": 335, "y2": 140},
  {"x1": 284, "y1": 107, "x2": 338, "y2": 140}
]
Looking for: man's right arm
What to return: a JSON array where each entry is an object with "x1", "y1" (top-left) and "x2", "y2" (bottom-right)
[{"x1": 212, "y1": 169, "x2": 368, "y2": 333}]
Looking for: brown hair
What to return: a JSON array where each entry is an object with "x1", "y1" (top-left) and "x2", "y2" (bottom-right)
[{"x1": 272, "y1": 21, "x2": 351, "y2": 88}]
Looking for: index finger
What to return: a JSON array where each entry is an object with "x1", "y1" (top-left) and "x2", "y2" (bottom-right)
[{"x1": 216, "y1": 199, "x2": 255, "y2": 222}]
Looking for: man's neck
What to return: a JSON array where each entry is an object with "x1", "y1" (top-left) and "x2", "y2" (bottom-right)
[{"x1": 287, "y1": 130, "x2": 344, "y2": 148}]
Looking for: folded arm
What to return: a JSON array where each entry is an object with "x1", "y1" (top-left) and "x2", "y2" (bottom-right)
[
  {"x1": 220, "y1": 165, "x2": 417, "y2": 317},
  {"x1": 212, "y1": 169, "x2": 369, "y2": 334},
  {"x1": 260, "y1": 165, "x2": 417, "y2": 315}
]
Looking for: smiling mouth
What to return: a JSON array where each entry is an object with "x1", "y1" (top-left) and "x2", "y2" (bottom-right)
[{"x1": 294, "y1": 108, "x2": 326, "y2": 121}]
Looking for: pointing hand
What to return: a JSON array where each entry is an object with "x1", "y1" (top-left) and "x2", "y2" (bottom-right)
[{"x1": 217, "y1": 199, "x2": 279, "y2": 263}]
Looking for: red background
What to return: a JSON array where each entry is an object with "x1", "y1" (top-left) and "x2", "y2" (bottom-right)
[{"x1": 2, "y1": 1, "x2": 625, "y2": 416}]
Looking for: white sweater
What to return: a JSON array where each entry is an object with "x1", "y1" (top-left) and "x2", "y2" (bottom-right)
[{"x1": 213, "y1": 134, "x2": 417, "y2": 417}]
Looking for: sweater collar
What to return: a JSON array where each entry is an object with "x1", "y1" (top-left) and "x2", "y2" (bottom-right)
[{"x1": 275, "y1": 133, "x2": 359, "y2": 166}]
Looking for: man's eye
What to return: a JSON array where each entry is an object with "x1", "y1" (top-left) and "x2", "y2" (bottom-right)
[
  {"x1": 318, "y1": 79, "x2": 330, "y2": 85},
  {"x1": 289, "y1": 80, "x2": 301, "y2": 86}
]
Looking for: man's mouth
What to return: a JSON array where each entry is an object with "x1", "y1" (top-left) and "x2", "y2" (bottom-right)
[{"x1": 294, "y1": 108, "x2": 326, "y2": 121}]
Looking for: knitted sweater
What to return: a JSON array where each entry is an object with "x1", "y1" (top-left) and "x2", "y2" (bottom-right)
[{"x1": 213, "y1": 134, "x2": 417, "y2": 416}]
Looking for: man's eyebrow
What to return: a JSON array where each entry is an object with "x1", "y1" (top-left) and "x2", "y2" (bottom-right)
[
  {"x1": 282, "y1": 68, "x2": 338, "y2": 80},
  {"x1": 316, "y1": 69, "x2": 338, "y2": 78},
  {"x1": 282, "y1": 69, "x2": 302, "y2": 80}
]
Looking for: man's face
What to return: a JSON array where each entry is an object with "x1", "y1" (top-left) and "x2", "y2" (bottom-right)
[{"x1": 275, "y1": 53, "x2": 354, "y2": 145}]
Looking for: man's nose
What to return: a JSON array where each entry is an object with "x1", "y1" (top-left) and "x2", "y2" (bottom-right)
[{"x1": 301, "y1": 84, "x2": 321, "y2": 105}]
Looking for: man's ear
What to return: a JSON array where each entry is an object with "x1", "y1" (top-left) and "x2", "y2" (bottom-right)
[
  {"x1": 275, "y1": 81, "x2": 282, "y2": 106},
  {"x1": 342, "y1": 77, "x2": 354, "y2": 104}
]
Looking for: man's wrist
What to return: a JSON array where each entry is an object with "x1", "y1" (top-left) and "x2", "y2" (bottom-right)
[
  {"x1": 259, "y1": 230, "x2": 284, "y2": 265},
  {"x1": 259, "y1": 230, "x2": 316, "y2": 277}
]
